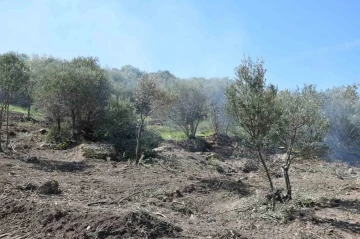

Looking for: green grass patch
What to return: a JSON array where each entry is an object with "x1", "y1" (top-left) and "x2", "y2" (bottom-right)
[
  {"x1": 8, "y1": 105, "x2": 44, "y2": 120},
  {"x1": 148, "y1": 125, "x2": 187, "y2": 141},
  {"x1": 8, "y1": 105, "x2": 28, "y2": 114}
]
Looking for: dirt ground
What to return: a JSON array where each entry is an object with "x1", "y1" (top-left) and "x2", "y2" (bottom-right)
[{"x1": 0, "y1": 115, "x2": 359, "y2": 239}]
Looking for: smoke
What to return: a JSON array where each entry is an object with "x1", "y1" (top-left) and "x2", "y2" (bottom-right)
[{"x1": 322, "y1": 84, "x2": 360, "y2": 166}]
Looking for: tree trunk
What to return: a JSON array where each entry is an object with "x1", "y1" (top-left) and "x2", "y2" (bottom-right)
[
  {"x1": 225, "y1": 123, "x2": 230, "y2": 136},
  {"x1": 71, "y1": 110, "x2": 76, "y2": 139},
  {"x1": 257, "y1": 145, "x2": 275, "y2": 209},
  {"x1": 6, "y1": 103, "x2": 10, "y2": 148},
  {"x1": 190, "y1": 122, "x2": 195, "y2": 138},
  {"x1": 0, "y1": 108, "x2": 3, "y2": 152},
  {"x1": 257, "y1": 146, "x2": 274, "y2": 190},
  {"x1": 135, "y1": 121, "x2": 144, "y2": 165},
  {"x1": 57, "y1": 117, "x2": 61, "y2": 132},
  {"x1": 194, "y1": 119, "x2": 201, "y2": 136},
  {"x1": 27, "y1": 99, "x2": 31, "y2": 120},
  {"x1": 283, "y1": 166, "x2": 292, "y2": 200},
  {"x1": 212, "y1": 109, "x2": 219, "y2": 134}
]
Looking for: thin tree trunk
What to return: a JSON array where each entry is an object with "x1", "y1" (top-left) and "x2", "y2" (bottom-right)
[
  {"x1": 57, "y1": 117, "x2": 61, "y2": 132},
  {"x1": 283, "y1": 131, "x2": 296, "y2": 200},
  {"x1": 189, "y1": 122, "x2": 195, "y2": 138},
  {"x1": 257, "y1": 145, "x2": 275, "y2": 209},
  {"x1": 283, "y1": 166, "x2": 292, "y2": 200},
  {"x1": 6, "y1": 103, "x2": 10, "y2": 148},
  {"x1": 71, "y1": 110, "x2": 76, "y2": 139},
  {"x1": 225, "y1": 122, "x2": 230, "y2": 136},
  {"x1": 257, "y1": 146, "x2": 274, "y2": 190},
  {"x1": 0, "y1": 108, "x2": 4, "y2": 152},
  {"x1": 27, "y1": 99, "x2": 31, "y2": 120},
  {"x1": 135, "y1": 120, "x2": 144, "y2": 165},
  {"x1": 194, "y1": 119, "x2": 201, "y2": 136}
]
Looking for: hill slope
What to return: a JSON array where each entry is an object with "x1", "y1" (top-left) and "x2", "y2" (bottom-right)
[{"x1": 0, "y1": 114, "x2": 359, "y2": 239}]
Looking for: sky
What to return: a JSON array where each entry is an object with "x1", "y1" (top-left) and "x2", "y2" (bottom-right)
[{"x1": 1, "y1": 0, "x2": 360, "y2": 90}]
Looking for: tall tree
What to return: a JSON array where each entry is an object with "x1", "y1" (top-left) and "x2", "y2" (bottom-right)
[
  {"x1": 207, "y1": 77, "x2": 233, "y2": 135},
  {"x1": 168, "y1": 80, "x2": 208, "y2": 138},
  {"x1": 226, "y1": 56, "x2": 280, "y2": 204},
  {"x1": 0, "y1": 52, "x2": 30, "y2": 150},
  {"x1": 36, "y1": 56, "x2": 111, "y2": 141},
  {"x1": 65, "y1": 57, "x2": 111, "y2": 140},
  {"x1": 134, "y1": 73, "x2": 172, "y2": 164},
  {"x1": 276, "y1": 85, "x2": 329, "y2": 200}
]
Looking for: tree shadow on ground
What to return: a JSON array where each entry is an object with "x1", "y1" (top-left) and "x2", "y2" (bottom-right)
[
  {"x1": 319, "y1": 218, "x2": 360, "y2": 234},
  {"x1": 26, "y1": 158, "x2": 92, "y2": 173},
  {"x1": 296, "y1": 198, "x2": 360, "y2": 235},
  {"x1": 317, "y1": 198, "x2": 360, "y2": 214},
  {"x1": 195, "y1": 177, "x2": 251, "y2": 196},
  {"x1": 301, "y1": 216, "x2": 360, "y2": 235}
]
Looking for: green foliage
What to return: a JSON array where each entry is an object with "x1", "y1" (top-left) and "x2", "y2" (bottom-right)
[
  {"x1": 206, "y1": 77, "x2": 233, "y2": 134},
  {"x1": 225, "y1": 56, "x2": 280, "y2": 200},
  {"x1": 54, "y1": 140, "x2": 75, "y2": 150},
  {"x1": 0, "y1": 51, "x2": 30, "y2": 150},
  {"x1": 81, "y1": 144, "x2": 116, "y2": 160},
  {"x1": 46, "y1": 126, "x2": 72, "y2": 144},
  {"x1": 8, "y1": 105, "x2": 43, "y2": 120},
  {"x1": 321, "y1": 85, "x2": 360, "y2": 160},
  {"x1": 97, "y1": 96, "x2": 135, "y2": 139},
  {"x1": 167, "y1": 79, "x2": 208, "y2": 138},
  {"x1": 133, "y1": 73, "x2": 173, "y2": 163},
  {"x1": 276, "y1": 85, "x2": 329, "y2": 161},
  {"x1": 8, "y1": 105, "x2": 30, "y2": 114},
  {"x1": 298, "y1": 198, "x2": 316, "y2": 208},
  {"x1": 226, "y1": 57, "x2": 280, "y2": 148},
  {"x1": 134, "y1": 73, "x2": 172, "y2": 120},
  {"x1": 0, "y1": 51, "x2": 30, "y2": 96},
  {"x1": 35, "y1": 56, "x2": 111, "y2": 140}
]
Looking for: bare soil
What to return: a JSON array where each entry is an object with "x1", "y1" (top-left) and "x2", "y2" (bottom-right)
[{"x1": 0, "y1": 114, "x2": 359, "y2": 238}]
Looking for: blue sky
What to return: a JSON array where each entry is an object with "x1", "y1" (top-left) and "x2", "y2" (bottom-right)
[{"x1": 1, "y1": 0, "x2": 360, "y2": 89}]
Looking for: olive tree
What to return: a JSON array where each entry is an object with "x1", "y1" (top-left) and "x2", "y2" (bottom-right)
[
  {"x1": 66, "y1": 57, "x2": 111, "y2": 140},
  {"x1": 97, "y1": 93, "x2": 136, "y2": 154},
  {"x1": 226, "y1": 57, "x2": 280, "y2": 198},
  {"x1": 0, "y1": 52, "x2": 30, "y2": 150},
  {"x1": 276, "y1": 85, "x2": 329, "y2": 200},
  {"x1": 36, "y1": 56, "x2": 111, "y2": 141},
  {"x1": 207, "y1": 77, "x2": 233, "y2": 135},
  {"x1": 168, "y1": 80, "x2": 208, "y2": 139},
  {"x1": 134, "y1": 73, "x2": 172, "y2": 164},
  {"x1": 35, "y1": 57, "x2": 67, "y2": 133},
  {"x1": 27, "y1": 55, "x2": 58, "y2": 119}
]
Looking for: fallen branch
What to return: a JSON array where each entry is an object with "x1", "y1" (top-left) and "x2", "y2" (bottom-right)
[
  {"x1": 88, "y1": 186, "x2": 158, "y2": 206},
  {"x1": 13, "y1": 235, "x2": 30, "y2": 239},
  {"x1": 308, "y1": 231, "x2": 324, "y2": 239},
  {"x1": 154, "y1": 212, "x2": 167, "y2": 218},
  {"x1": 0, "y1": 233, "x2": 10, "y2": 239},
  {"x1": 158, "y1": 163, "x2": 179, "y2": 175},
  {"x1": 212, "y1": 202, "x2": 259, "y2": 216},
  {"x1": 87, "y1": 201, "x2": 108, "y2": 206}
]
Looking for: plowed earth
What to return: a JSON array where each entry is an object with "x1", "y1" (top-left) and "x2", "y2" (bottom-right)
[{"x1": 0, "y1": 114, "x2": 359, "y2": 238}]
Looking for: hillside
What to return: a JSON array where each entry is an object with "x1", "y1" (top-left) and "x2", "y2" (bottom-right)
[{"x1": 0, "y1": 113, "x2": 359, "y2": 239}]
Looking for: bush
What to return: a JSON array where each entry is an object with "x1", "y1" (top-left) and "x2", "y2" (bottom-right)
[
  {"x1": 183, "y1": 137, "x2": 212, "y2": 152},
  {"x1": 46, "y1": 126, "x2": 72, "y2": 144},
  {"x1": 81, "y1": 143, "x2": 117, "y2": 160},
  {"x1": 242, "y1": 158, "x2": 259, "y2": 173}
]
